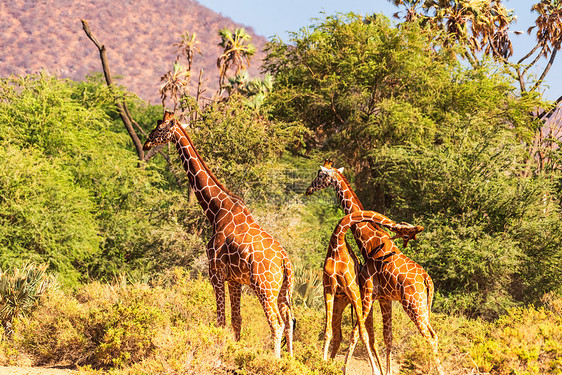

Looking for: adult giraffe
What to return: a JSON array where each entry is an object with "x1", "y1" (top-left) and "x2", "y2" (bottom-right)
[
  {"x1": 323, "y1": 210, "x2": 424, "y2": 375},
  {"x1": 143, "y1": 111, "x2": 294, "y2": 357},
  {"x1": 306, "y1": 160, "x2": 441, "y2": 375}
]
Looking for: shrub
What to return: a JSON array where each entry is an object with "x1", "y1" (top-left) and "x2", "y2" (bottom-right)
[{"x1": 0, "y1": 263, "x2": 58, "y2": 337}]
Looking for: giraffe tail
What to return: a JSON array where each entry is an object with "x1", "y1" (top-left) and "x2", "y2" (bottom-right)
[
  {"x1": 424, "y1": 272, "x2": 435, "y2": 315},
  {"x1": 282, "y1": 256, "x2": 296, "y2": 326}
]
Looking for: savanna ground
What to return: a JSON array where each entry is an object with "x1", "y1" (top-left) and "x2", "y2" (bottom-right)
[{"x1": 1, "y1": 268, "x2": 561, "y2": 375}]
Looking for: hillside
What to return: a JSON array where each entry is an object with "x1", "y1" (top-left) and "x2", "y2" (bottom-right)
[{"x1": 0, "y1": 0, "x2": 268, "y2": 104}]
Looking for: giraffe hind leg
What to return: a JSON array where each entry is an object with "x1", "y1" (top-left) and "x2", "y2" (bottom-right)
[
  {"x1": 401, "y1": 299, "x2": 443, "y2": 375},
  {"x1": 379, "y1": 299, "x2": 393, "y2": 375},
  {"x1": 228, "y1": 281, "x2": 242, "y2": 341},
  {"x1": 256, "y1": 289, "x2": 284, "y2": 358},
  {"x1": 278, "y1": 270, "x2": 294, "y2": 356},
  {"x1": 330, "y1": 296, "x2": 347, "y2": 358},
  {"x1": 345, "y1": 286, "x2": 384, "y2": 375}
]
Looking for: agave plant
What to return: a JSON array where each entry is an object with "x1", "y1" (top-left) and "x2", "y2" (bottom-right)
[
  {"x1": 0, "y1": 263, "x2": 58, "y2": 338},
  {"x1": 293, "y1": 265, "x2": 323, "y2": 309}
]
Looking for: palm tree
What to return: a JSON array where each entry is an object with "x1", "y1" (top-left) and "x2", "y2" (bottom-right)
[
  {"x1": 390, "y1": 0, "x2": 560, "y2": 93},
  {"x1": 416, "y1": 0, "x2": 515, "y2": 64},
  {"x1": 522, "y1": 0, "x2": 562, "y2": 92},
  {"x1": 174, "y1": 32, "x2": 201, "y2": 72},
  {"x1": 388, "y1": 0, "x2": 425, "y2": 21},
  {"x1": 160, "y1": 62, "x2": 190, "y2": 111},
  {"x1": 216, "y1": 28, "x2": 256, "y2": 95}
]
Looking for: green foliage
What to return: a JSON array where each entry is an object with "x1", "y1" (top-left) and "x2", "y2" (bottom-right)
[
  {"x1": 263, "y1": 11, "x2": 560, "y2": 317},
  {"x1": 0, "y1": 144, "x2": 100, "y2": 283},
  {"x1": 263, "y1": 11, "x2": 542, "y2": 176},
  {"x1": 0, "y1": 74, "x2": 203, "y2": 284},
  {"x1": 469, "y1": 301, "x2": 562, "y2": 374},
  {"x1": 192, "y1": 94, "x2": 308, "y2": 202},
  {"x1": 366, "y1": 130, "x2": 562, "y2": 317}
]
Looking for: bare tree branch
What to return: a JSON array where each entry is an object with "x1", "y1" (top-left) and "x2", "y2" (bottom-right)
[
  {"x1": 517, "y1": 43, "x2": 542, "y2": 65},
  {"x1": 81, "y1": 19, "x2": 146, "y2": 161},
  {"x1": 531, "y1": 48, "x2": 559, "y2": 92}
]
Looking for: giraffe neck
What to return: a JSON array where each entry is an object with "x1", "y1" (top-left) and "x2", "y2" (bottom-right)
[
  {"x1": 333, "y1": 173, "x2": 364, "y2": 215},
  {"x1": 173, "y1": 126, "x2": 245, "y2": 225},
  {"x1": 333, "y1": 173, "x2": 390, "y2": 259}
]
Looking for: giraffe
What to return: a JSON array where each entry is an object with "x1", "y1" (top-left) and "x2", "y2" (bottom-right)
[
  {"x1": 143, "y1": 111, "x2": 294, "y2": 358},
  {"x1": 306, "y1": 160, "x2": 442, "y2": 375},
  {"x1": 323, "y1": 210, "x2": 424, "y2": 375}
]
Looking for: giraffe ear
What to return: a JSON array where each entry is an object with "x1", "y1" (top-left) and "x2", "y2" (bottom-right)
[
  {"x1": 337, "y1": 167, "x2": 344, "y2": 173},
  {"x1": 320, "y1": 166, "x2": 329, "y2": 173}
]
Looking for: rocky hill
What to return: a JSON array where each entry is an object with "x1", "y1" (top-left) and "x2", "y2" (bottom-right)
[{"x1": 0, "y1": 0, "x2": 267, "y2": 104}]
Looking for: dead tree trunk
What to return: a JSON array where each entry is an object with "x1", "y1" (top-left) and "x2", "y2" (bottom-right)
[{"x1": 81, "y1": 19, "x2": 148, "y2": 161}]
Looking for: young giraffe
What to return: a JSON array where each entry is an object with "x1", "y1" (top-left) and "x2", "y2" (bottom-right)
[
  {"x1": 323, "y1": 210, "x2": 423, "y2": 375},
  {"x1": 143, "y1": 111, "x2": 294, "y2": 357},
  {"x1": 306, "y1": 161, "x2": 441, "y2": 375}
]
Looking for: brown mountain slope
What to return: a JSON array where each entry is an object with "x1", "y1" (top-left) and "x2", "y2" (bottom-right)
[{"x1": 0, "y1": 0, "x2": 267, "y2": 104}]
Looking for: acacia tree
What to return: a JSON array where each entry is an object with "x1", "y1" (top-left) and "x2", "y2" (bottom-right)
[
  {"x1": 389, "y1": 1, "x2": 562, "y2": 174},
  {"x1": 263, "y1": 13, "x2": 562, "y2": 316}
]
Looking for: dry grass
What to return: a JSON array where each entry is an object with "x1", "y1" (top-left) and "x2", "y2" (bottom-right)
[{"x1": 1, "y1": 269, "x2": 561, "y2": 374}]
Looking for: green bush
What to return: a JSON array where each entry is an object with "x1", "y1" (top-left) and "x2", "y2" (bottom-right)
[{"x1": 0, "y1": 74, "x2": 204, "y2": 283}]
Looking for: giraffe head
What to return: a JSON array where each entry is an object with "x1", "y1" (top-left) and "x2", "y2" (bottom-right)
[
  {"x1": 305, "y1": 160, "x2": 344, "y2": 196},
  {"x1": 390, "y1": 222, "x2": 424, "y2": 247},
  {"x1": 143, "y1": 111, "x2": 178, "y2": 150}
]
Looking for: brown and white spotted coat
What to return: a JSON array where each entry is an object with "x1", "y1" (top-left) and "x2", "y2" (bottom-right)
[
  {"x1": 307, "y1": 161, "x2": 442, "y2": 375},
  {"x1": 324, "y1": 210, "x2": 423, "y2": 375},
  {"x1": 143, "y1": 111, "x2": 294, "y2": 358}
]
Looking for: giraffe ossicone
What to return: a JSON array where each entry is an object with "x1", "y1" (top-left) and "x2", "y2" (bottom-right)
[{"x1": 144, "y1": 110, "x2": 295, "y2": 358}]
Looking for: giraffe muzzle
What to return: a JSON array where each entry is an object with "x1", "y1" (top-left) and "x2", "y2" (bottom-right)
[{"x1": 143, "y1": 140, "x2": 153, "y2": 150}]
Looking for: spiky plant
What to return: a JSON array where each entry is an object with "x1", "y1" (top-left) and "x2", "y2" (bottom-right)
[
  {"x1": 293, "y1": 265, "x2": 323, "y2": 309},
  {"x1": 0, "y1": 263, "x2": 58, "y2": 337}
]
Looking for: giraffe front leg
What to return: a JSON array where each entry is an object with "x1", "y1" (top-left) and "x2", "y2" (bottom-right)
[
  {"x1": 379, "y1": 299, "x2": 393, "y2": 375},
  {"x1": 330, "y1": 296, "x2": 347, "y2": 359},
  {"x1": 323, "y1": 290, "x2": 335, "y2": 361},
  {"x1": 228, "y1": 281, "x2": 242, "y2": 341},
  {"x1": 209, "y1": 266, "x2": 226, "y2": 328}
]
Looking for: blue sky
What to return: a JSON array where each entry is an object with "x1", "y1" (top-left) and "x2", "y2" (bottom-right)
[{"x1": 197, "y1": 0, "x2": 560, "y2": 102}]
